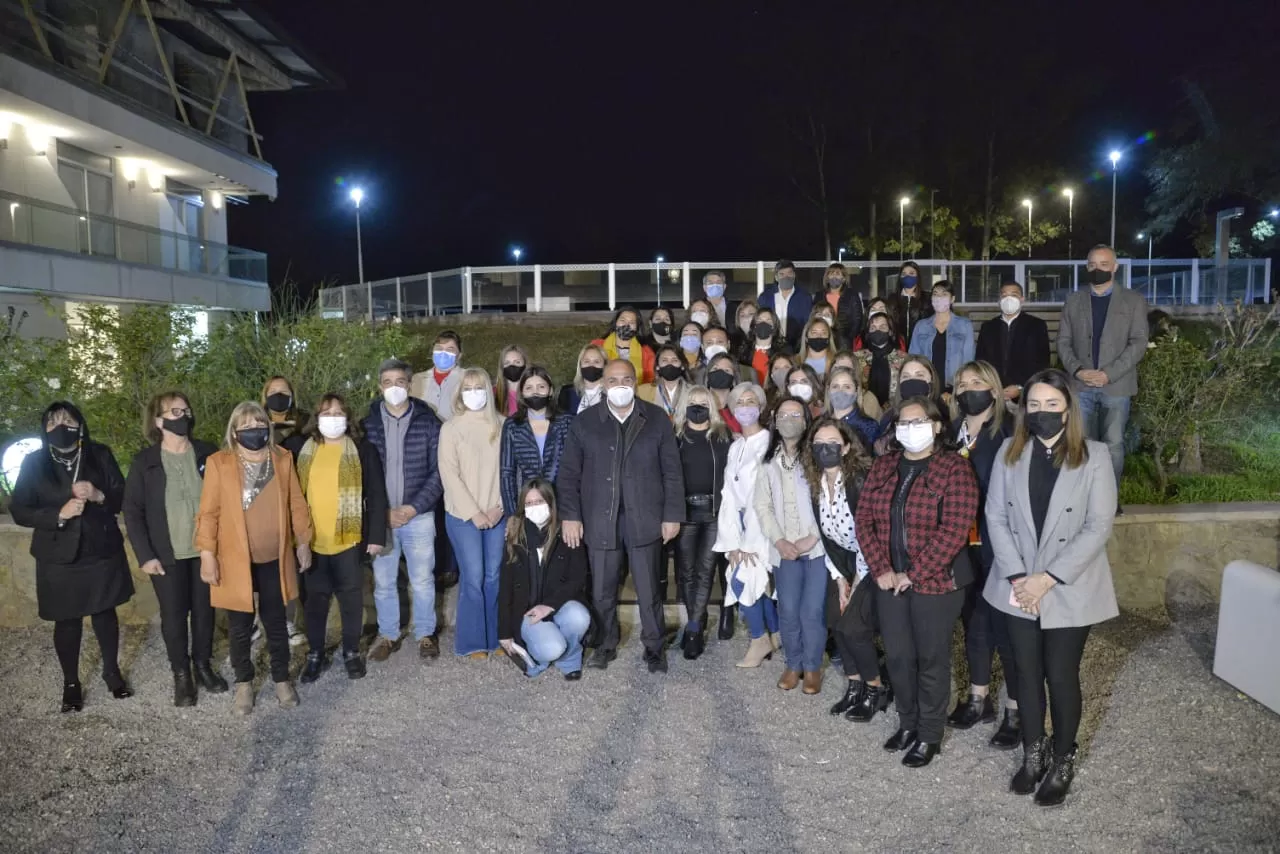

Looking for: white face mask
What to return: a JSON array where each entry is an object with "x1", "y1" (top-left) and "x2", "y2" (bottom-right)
[
  {"x1": 1000, "y1": 295, "x2": 1022, "y2": 316},
  {"x1": 703, "y1": 343, "x2": 727, "y2": 361},
  {"x1": 383, "y1": 386, "x2": 408, "y2": 407},
  {"x1": 462, "y1": 389, "x2": 488, "y2": 411},
  {"x1": 896, "y1": 422, "x2": 936, "y2": 453},
  {"x1": 788, "y1": 382, "x2": 813, "y2": 402},
  {"x1": 691, "y1": 311, "x2": 710, "y2": 327},
  {"x1": 525, "y1": 503, "x2": 550, "y2": 528},
  {"x1": 318, "y1": 415, "x2": 347, "y2": 439},
  {"x1": 607, "y1": 386, "x2": 635, "y2": 408}
]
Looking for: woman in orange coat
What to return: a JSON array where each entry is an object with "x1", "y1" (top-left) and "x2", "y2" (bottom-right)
[{"x1": 196, "y1": 401, "x2": 313, "y2": 716}]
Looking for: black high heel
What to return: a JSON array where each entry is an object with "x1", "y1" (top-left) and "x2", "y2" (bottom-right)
[
  {"x1": 103, "y1": 669, "x2": 133, "y2": 700},
  {"x1": 61, "y1": 682, "x2": 83, "y2": 713}
]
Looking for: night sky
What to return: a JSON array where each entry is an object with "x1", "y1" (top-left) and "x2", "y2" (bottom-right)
[{"x1": 229, "y1": 0, "x2": 1275, "y2": 293}]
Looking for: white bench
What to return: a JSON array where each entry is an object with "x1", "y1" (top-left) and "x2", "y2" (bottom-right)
[{"x1": 1214, "y1": 560, "x2": 1280, "y2": 714}]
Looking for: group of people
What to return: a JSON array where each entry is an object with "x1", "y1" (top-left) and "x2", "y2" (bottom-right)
[{"x1": 10, "y1": 243, "x2": 1148, "y2": 808}]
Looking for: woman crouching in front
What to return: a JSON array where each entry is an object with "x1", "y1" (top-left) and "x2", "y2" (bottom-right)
[
  {"x1": 984, "y1": 368, "x2": 1118, "y2": 807},
  {"x1": 195, "y1": 402, "x2": 313, "y2": 715},
  {"x1": 498, "y1": 479, "x2": 591, "y2": 680},
  {"x1": 855, "y1": 395, "x2": 978, "y2": 768}
]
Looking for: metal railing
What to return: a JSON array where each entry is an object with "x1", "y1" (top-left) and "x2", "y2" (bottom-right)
[
  {"x1": 319, "y1": 257, "x2": 1273, "y2": 322},
  {"x1": 0, "y1": 189, "x2": 268, "y2": 283}
]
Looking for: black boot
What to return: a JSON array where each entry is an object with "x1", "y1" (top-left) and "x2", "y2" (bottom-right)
[
  {"x1": 102, "y1": 669, "x2": 132, "y2": 699},
  {"x1": 990, "y1": 708, "x2": 1022, "y2": 750},
  {"x1": 829, "y1": 679, "x2": 865, "y2": 716},
  {"x1": 902, "y1": 739, "x2": 940, "y2": 768},
  {"x1": 946, "y1": 692, "x2": 996, "y2": 729},
  {"x1": 883, "y1": 728, "x2": 917, "y2": 752},
  {"x1": 173, "y1": 669, "x2": 197, "y2": 707},
  {"x1": 718, "y1": 604, "x2": 736, "y2": 640},
  {"x1": 300, "y1": 651, "x2": 328, "y2": 684},
  {"x1": 683, "y1": 631, "x2": 705, "y2": 661},
  {"x1": 1035, "y1": 744, "x2": 1078, "y2": 807},
  {"x1": 61, "y1": 682, "x2": 83, "y2": 713},
  {"x1": 846, "y1": 682, "x2": 892, "y2": 722},
  {"x1": 194, "y1": 661, "x2": 229, "y2": 694},
  {"x1": 1011, "y1": 736, "x2": 1050, "y2": 795},
  {"x1": 343, "y1": 650, "x2": 366, "y2": 680}
]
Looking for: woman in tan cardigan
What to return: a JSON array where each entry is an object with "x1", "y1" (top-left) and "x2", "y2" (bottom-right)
[
  {"x1": 196, "y1": 401, "x2": 313, "y2": 715},
  {"x1": 439, "y1": 367, "x2": 506, "y2": 658}
]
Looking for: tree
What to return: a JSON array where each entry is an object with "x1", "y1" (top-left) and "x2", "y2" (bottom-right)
[
  {"x1": 972, "y1": 206, "x2": 1066, "y2": 259},
  {"x1": 785, "y1": 112, "x2": 833, "y2": 259}
]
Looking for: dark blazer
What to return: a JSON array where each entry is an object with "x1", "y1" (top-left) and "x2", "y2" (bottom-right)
[
  {"x1": 886, "y1": 290, "x2": 931, "y2": 341},
  {"x1": 11, "y1": 440, "x2": 126, "y2": 565},
  {"x1": 362, "y1": 398, "x2": 443, "y2": 517},
  {"x1": 271, "y1": 417, "x2": 309, "y2": 461},
  {"x1": 296, "y1": 437, "x2": 389, "y2": 550},
  {"x1": 854, "y1": 450, "x2": 978, "y2": 595},
  {"x1": 975, "y1": 312, "x2": 1051, "y2": 391},
  {"x1": 499, "y1": 414, "x2": 575, "y2": 516},
  {"x1": 953, "y1": 416, "x2": 1013, "y2": 570},
  {"x1": 1057, "y1": 285, "x2": 1149, "y2": 397},
  {"x1": 123, "y1": 439, "x2": 217, "y2": 567},
  {"x1": 676, "y1": 430, "x2": 732, "y2": 512},
  {"x1": 757, "y1": 285, "x2": 814, "y2": 352},
  {"x1": 812, "y1": 469, "x2": 867, "y2": 582},
  {"x1": 815, "y1": 287, "x2": 866, "y2": 349},
  {"x1": 556, "y1": 399, "x2": 685, "y2": 550},
  {"x1": 497, "y1": 531, "x2": 589, "y2": 642}
]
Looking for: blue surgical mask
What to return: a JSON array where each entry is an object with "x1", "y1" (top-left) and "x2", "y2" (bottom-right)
[
  {"x1": 432, "y1": 349, "x2": 457, "y2": 371},
  {"x1": 680, "y1": 334, "x2": 701, "y2": 352},
  {"x1": 706, "y1": 283, "x2": 725, "y2": 299},
  {"x1": 900, "y1": 275, "x2": 918, "y2": 289}
]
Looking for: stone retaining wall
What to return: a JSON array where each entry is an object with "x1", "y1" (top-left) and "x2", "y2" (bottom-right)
[{"x1": 0, "y1": 504, "x2": 1276, "y2": 627}]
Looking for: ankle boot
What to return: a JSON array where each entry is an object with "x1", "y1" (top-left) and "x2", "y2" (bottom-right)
[
  {"x1": 1034, "y1": 744, "x2": 1078, "y2": 807},
  {"x1": 846, "y1": 682, "x2": 892, "y2": 722},
  {"x1": 61, "y1": 682, "x2": 83, "y2": 713},
  {"x1": 275, "y1": 681, "x2": 300, "y2": 708},
  {"x1": 1011, "y1": 736, "x2": 1050, "y2": 795},
  {"x1": 232, "y1": 682, "x2": 254, "y2": 716},
  {"x1": 736, "y1": 635, "x2": 774, "y2": 668},
  {"x1": 946, "y1": 692, "x2": 995, "y2": 729},
  {"x1": 102, "y1": 668, "x2": 132, "y2": 699},
  {"x1": 718, "y1": 604, "x2": 736, "y2": 640},
  {"x1": 194, "y1": 661, "x2": 229, "y2": 694},
  {"x1": 173, "y1": 669, "x2": 197, "y2": 707},
  {"x1": 829, "y1": 679, "x2": 865, "y2": 715},
  {"x1": 300, "y1": 651, "x2": 328, "y2": 684},
  {"x1": 990, "y1": 708, "x2": 1022, "y2": 750}
]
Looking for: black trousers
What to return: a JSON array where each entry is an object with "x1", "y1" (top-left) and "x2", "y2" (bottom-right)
[
  {"x1": 959, "y1": 550, "x2": 1020, "y2": 698},
  {"x1": 877, "y1": 586, "x2": 965, "y2": 743},
  {"x1": 150, "y1": 557, "x2": 214, "y2": 672},
  {"x1": 675, "y1": 519, "x2": 719, "y2": 630},
  {"x1": 829, "y1": 575, "x2": 881, "y2": 681},
  {"x1": 1006, "y1": 616, "x2": 1092, "y2": 756},
  {"x1": 589, "y1": 537, "x2": 665, "y2": 657},
  {"x1": 227, "y1": 561, "x2": 291, "y2": 683},
  {"x1": 53, "y1": 609, "x2": 120, "y2": 684},
  {"x1": 303, "y1": 547, "x2": 364, "y2": 656}
]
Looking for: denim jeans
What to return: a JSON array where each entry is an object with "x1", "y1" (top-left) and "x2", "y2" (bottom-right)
[
  {"x1": 446, "y1": 513, "x2": 506, "y2": 655},
  {"x1": 730, "y1": 570, "x2": 779, "y2": 638},
  {"x1": 521, "y1": 600, "x2": 591, "y2": 676},
  {"x1": 1077, "y1": 388, "x2": 1131, "y2": 487},
  {"x1": 774, "y1": 555, "x2": 828, "y2": 672},
  {"x1": 371, "y1": 512, "x2": 437, "y2": 642}
]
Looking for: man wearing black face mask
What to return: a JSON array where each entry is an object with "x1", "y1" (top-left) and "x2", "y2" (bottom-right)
[
  {"x1": 816, "y1": 262, "x2": 866, "y2": 348},
  {"x1": 1057, "y1": 245, "x2": 1149, "y2": 500}
]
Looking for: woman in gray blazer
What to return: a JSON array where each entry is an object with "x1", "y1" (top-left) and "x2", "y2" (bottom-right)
[{"x1": 983, "y1": 368, "x2": 1118, "y2": 808}]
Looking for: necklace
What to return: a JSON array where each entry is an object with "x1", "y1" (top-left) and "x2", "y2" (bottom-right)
[{"x1": 779, "y1": 447, "x2": 799, "y2": 471}]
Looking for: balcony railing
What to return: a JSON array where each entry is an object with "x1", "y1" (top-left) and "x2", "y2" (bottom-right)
[
  {"x1": 318, "y1": 257, "x2": 1273, "y2": 322},
  {"x1": 0, "y1": 190, "x2": 267, "y2": 284}
]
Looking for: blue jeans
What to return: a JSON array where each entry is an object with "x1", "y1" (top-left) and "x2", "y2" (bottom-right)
[
  {"x1": 371, "y1": 512, "x2": 436, "y2": 642},
  {"x1": 446, "y1": 513, "x2": 506, "y2": 655},
  {"x1": 521, "y1": 600, "x2": 591, "y2": 676},
  {"x1": 774, "y1": 556, "x2": 828, "y2": 672},
  {"x1": 730, "y1": 570, "x2": 778, "y2": 639},
  {"x1": 1077, "y1": 388, "x2": 1131, "y2": 486}
]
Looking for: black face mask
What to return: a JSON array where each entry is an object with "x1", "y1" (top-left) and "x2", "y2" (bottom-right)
[
  {"x1": 162, "y1": 416, "x2": 192, "y2": 437},
  {"x1": 899, "y1": 378, "x2": 931, "y2": 400},
  {"x1": 651, "y1": 321, "x2": 671, "y2": 337},
  {"x1": 48, "y1": 424, "x2": 81, "y2": 452},
  {"x1": 615, "y1": 326, "x2": 636, "y2": 341},
  {"x1": 522, "y1": 394, "x2": 550, "y2": 412},
  {"x1": 812, "y1": 442, "x2": 843, "y2": 469},
  {"x1": 502, "y1": 364, "x2": 525, "y2": 383},
  {"x1": 867, "y1": 330, "x2": 891, "y2": 349},
  {"x1": 580, "y1": 365, "x2": 604, "y2": 383},
  {"x1": 708, "y1": 370, "x2": 735, "y2": 390},
  {"x1": 1085, "y1": 268, "x2": 1113, "y2": 287},
  {"x1": 806, "y1": 337, "x2": 830, "y2": 353},
  {"x1": 657, "y1": 364, "x2": 684, "y2": 382},
  {"x1": 957, "y1": 389, "x2": 995, "y2": 417},
  {"x1": 235, "y1": 427, "x2": 270, "y2": 451},
  {"x1": 265, "y1": 392, "x2": 292, "y2": 413},
  {"x1": 685, "y1": 404, "x2": 711, "y2": 425},
  {"x1": 754, "y1": 322, "x2": 775, "y2": 341},
  {"x1": 1026, "y1": 411, "x2": 1065, "y2": 440}
]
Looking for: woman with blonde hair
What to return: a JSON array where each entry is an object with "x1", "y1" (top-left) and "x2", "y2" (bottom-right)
[
  {"x1": 823, "y1": 365, "x2": 881, "y2": 451},
  {"x1": 195, "y1": 401, "x2": 313, "y2": 715},
  {"x1": 797, "y1": 316, "x2": 836, "y2": 379},
  {"x1": 440, "y1": 367, "x2": 507, "y2": 658},
  {"x1": 494, "y1": 344, "x2": 529, "y2": 417},
  {"x1": 557, "y1": 343, "x2": 608, "y2": 414}
]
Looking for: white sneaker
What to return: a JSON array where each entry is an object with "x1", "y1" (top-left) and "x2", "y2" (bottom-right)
[{"x1": 287, "y1": 620, "x2": 306, "y2": 647}]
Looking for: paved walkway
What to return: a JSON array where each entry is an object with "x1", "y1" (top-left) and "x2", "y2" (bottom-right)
[{"x1": 0, "y1": 601, "x2": 1276, "y2": 853}]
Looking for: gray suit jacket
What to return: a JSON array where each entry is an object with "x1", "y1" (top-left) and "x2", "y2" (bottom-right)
[
  {"x1": 982, "y1": 438, "x2": 1119, "y2": 630},
  {"x1": 1057, "y1": 286, "x2": 1149, "y2": 397}
]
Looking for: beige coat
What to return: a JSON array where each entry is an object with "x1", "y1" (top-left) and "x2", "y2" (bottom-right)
[{"x1": 438, "y1": 410, "x2": 503, "y2": 521}]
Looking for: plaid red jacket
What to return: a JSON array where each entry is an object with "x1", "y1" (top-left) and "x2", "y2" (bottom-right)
[{"x1": 854, "y1": 450, "x2": 979, "y2": 595}]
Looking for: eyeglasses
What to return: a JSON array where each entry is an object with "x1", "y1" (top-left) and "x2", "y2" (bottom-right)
[
  {"x1": 897, "y1": 418, "x2": 932, "y2": 428},
  {"x1": 776, "y1": 412, "x2": 805, "y2": 421},
  {"x1": 164, "y1": 407, "x2": 192, "y2": 418}
]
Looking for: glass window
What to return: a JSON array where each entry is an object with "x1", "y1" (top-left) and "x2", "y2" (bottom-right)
[{"x1": 56, "y1": 141, "x2": 113, "y2": 174}]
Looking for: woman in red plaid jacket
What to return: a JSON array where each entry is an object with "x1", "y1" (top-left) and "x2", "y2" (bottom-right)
[{"x1": 854, "y1": 394, "x2": 979, "y2": 769}]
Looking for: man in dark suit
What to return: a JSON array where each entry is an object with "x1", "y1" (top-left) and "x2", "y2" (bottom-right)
[
  {"x1": 557, "y1": 360, "x2": 685, "y2": 673},
  {"x1": 757, "y1": 259, "x2": 813, "y2": 352},
  {"x1": 975, "y1": 280, "x2": 1051, "y2": 403}
]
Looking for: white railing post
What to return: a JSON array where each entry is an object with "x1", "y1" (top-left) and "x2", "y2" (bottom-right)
[
  {"x1": 1265, "y1": 258, "x2": 1272, "y2": 303},
  {"x1": 1072, "y1": 262, "x2": 1079, "y2": 292},
  {"x1": 395, "y1": 276, "x2": 403, "y2": 322},
  {"x1": 464, "y1": 266, "x2": 473, "y2": 314},
  {"x1": 1189, "y1": 259, "x2": 1199, "y2": 304},
  {"x1": 534, "y1": 264, "x2": 543, "y2": 313},
  {"x1": 960, "y1": 264, "x2": 967, "y2": 303},
  {"x1": 1014, "y1": 262, "x2": 1026, "y2": 297},
  {"x1": 757, "y1": 260, "x2": 765, "y2": 295},
  {"x1": 608, "y1": 263, "x2": 617, "y2": 310},
  {"x1": 427, "y1": 272, "x2": 435, "y2": 315},
  {"x1": 682, "y1": 261, "x2": 691, "y2": 308}
]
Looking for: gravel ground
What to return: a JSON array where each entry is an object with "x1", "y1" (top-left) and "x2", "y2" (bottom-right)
[{"x1": 0, "y1": 601, "x2": 1276, "y2": 854}]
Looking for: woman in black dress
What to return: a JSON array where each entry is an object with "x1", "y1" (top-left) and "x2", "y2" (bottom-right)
[{"x1": 10, "y1": 401, "x2": 135, "y2": 712}]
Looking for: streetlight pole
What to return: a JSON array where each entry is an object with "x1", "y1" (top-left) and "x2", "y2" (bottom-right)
[
  {"x1": 1137, "y1": 232, "x2": 1152, "y2": 299},
  {"x1": 837, "y1": 246, "x2": 846, "y2": 263},
  {"x1": 656, "y1": 255, "x2": 664, "y2": 306},
  {"x1": 1109, "y1": 150, "x2": 1121, "y2": 247},
  {"x1": 512, "y1": 246, "x2": 523, "y2": 311},
  {"x1": 350, "y1": 187, "x2": 365, "y2": 285},
  {"x1": 1062, "y1": 187, "x2": 1074, "y2": 259},
  {"x1": 1022, "y1": 199, "x2": 1033, "y2": 258},
  {"x1": 898, "y1": 196, "x2": 909, "y2": 262}
]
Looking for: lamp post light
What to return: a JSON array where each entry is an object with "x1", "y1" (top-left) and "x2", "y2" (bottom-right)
[
  {"x1": 838, "y1": 246, "x2": 846, "y2": 263},
  {"x1": 1108, "y1": 150, "x2": 1121, "y2": 247},
  {"x1": 656, "y1": 255, "x2": 665, "y2": 306},
  {"x1": 1022, "y1": 199, "x2": 1034, "y2": 258},
  {"x1": 349, "y1": 187, "x2": 365, "y2": 286},
  {"x1": 1137, "y1": 232, "x2": 1153, "y2": 299},
  {"x1": 512, "y1": 246, "x2": 523, "y2": 262},
  {"x1": 1062, "y1": 187, "x2": 1074, "y2": 258},
  {"x1": 898, "y1": 196, "x2": 910, "y2": 261}
]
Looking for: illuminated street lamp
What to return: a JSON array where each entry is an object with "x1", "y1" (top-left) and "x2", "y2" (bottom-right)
[
  {"x1": 1022, "y1": 199, "x2": 1033, "y2": 258},
  {"x1": 349, "y1": 187, "x2": 365, "y2": 285},
  {"x1": 1108, "y1": 150, "x2": 1121, "y2": 246},
  {"x1": 1062, "y1": 187, "x2": 1075, "y2": 258},
  {"x1": 898, "y1": 196, "x2": 910, "y2": 261}
]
